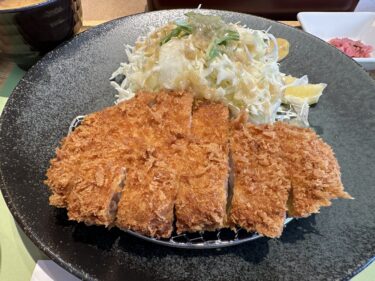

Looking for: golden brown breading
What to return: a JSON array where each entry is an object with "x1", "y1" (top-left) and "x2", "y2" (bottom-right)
[
  {"x1": 46, "y1": 91, "x2": 193, "y2": 231},
  {"x1": 175, "y1": 102, "x2": 230, "y2": 233},
  {"x1": 274, "y1": 122, "x2": 352, "y2": 217},
  {"x1": 45, "y1": 105, "x2": 129, "y2": 210},
  {"x1": 66, "y1": 158, "x2": 126, "y2": 226},
  {"x1": 229, "y1": 118, "x2": 352, "y2": 238},
  {"x1": 229, "y1": 119, "x2": 291, "y2": 238},
  {"x1": 191, "y1": 102, "x2": 230, "y2": 146},
  {"x1": 45, "y1": 92, "x2": 352, "y2": 239},
  {"x1": 115, "y1": 157, "x2": 177, "y2": 238},
  {"x1": 115, "y1": 91, "x2": 194, "y2": 238}
]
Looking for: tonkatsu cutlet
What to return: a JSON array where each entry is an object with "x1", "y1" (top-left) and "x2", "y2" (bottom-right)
[
  {"x1": 46, "y1": 91, "x2": 193, "y2": 229},
  {"x1": 45, "y1": 101, "x2": 138, "y2": 211},
  {"x1": 229, "y1": 119, "x2": 352, "y2": 237},
  {"x1": 115, "y1": 91, "x2": 193, "y2": 238},
  {"x1": 229, "y1": 116, "x2": 291, "y2": 238},
  {"x1": 115, "y1": 157, "x2": 177, "y2": 238},
  {"x1": 45, "y1": 93, "x2": 155, "y2": 225},
  {"x1": 274, "y1": 122, "x2": 352, "y2": 217},
  {"x1": 175, "y1": 102, "x2": 230, "y2": 233},
  {"x1": 191, "y1": 101, "x2": 229, "y2": 145},
  {"x1": 45, "y1": 92, "x2": 353, "y2": 239}
]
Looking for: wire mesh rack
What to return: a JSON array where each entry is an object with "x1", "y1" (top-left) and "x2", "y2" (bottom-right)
[{"x1": 124, "y1": 218, "x2": 294, "y2": 249}]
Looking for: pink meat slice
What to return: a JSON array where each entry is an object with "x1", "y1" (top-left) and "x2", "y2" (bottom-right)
[{"x1": 328, "y1": 37, "x2": 373, "y2": 58}]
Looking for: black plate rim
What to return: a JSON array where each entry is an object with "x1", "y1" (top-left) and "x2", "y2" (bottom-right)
[{"x1": 1, "y1": 9, "x2": 375, "y2": 280}]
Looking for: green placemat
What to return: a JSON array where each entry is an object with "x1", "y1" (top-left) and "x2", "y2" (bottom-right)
[
  {"x1": 0, "y1": 64, "x2": 25, "y2": 98},
  {"x1": 0, "y1": 97, "x2": 8, "y2": 112},
  {"x1": 0, "y1": 65, "x2": 373, "y2": 281},
  {"x1": 0, "y1": 191, "x2": 48, "y2": 281},
  {"x1": 353, "y1": 260, "x2": 375, "y2": 281},
  {"x1": 0, "y1": 65, "x2": 47, "y2": 281}
]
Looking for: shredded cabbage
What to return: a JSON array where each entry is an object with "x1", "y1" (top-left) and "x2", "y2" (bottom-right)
[{"x1": 110, "y1": 12, "x2": 291, "y2": 123}]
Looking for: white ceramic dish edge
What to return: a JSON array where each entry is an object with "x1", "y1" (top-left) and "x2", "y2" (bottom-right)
[{"x1": 297, "y1": 12, "x2": 375, "y2": 71}]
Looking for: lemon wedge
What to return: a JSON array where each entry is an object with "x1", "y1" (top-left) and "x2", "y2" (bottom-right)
[
  {"x1": 283, "y1": 75, "x2": 297, "y2": 85},
  {"x1": 283, "y1": 84, "x2": 327, "y2": 105},
  {"x1": 277, "y1": 38, "x2": 290, "y2": 61}
]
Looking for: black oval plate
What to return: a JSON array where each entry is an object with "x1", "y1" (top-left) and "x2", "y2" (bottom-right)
[{"x1": 1, "y1": 10, "x2": 375, "y2": 281}]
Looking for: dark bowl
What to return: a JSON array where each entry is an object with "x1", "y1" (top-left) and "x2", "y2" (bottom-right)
[{"x1": 0, "y1": 0, "x2": 82, "y2": 69}]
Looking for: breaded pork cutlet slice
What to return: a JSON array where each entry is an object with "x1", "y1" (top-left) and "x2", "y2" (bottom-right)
[
  {"x1": 229, "y1": 116, "x2": 291, "y2": 238},
  {"x1": 65, "y1": 158, "x2": 126, "y2": 226},
  {"x1": 46, "y1": 91, "x2": 193, "y2": 229},
  {"x1": 116, "y1": 91, "x2": 193, "y2": 238},
  {"x1": 46, "y1": 93, "x2": 166, "y2": 225},
  {"x1": 115, "y1": 156, "x2": 177, "y2": 238},
  {"x1": 46, "y1": 92, "x2": 164, "y2": 225},
  {"x1": 45, "y1": 105, "x2": 128, "y2": 210},
  {"x1": 45, "y1": 92, "x2": 162, "y2": 208},
  {"x1": 274, "y1": 122, "x2": 352, "y2": 217},
  {"x1": 174, "y1": 102, "x2": 230, "y2": 233}
]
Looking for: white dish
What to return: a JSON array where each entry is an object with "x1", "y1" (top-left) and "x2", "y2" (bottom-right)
[{"x1": 297, "y1": 12, "x2": 375, "y2": 71}]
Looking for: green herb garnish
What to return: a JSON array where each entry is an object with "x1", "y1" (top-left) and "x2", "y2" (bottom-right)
[
  {"x1": 160, "y1": 20, "x2": 193, "y2": 46},
  {"x1": 207, "y1": 29, "x2": 240, "y2": 60},
  {"x1": 216, "y1": 30, "x2": 240, "y2": 45}
]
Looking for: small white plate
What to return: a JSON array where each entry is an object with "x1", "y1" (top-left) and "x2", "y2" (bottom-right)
[{"x1": 297, "y1": 12, "x2": 375, "y2": 70}]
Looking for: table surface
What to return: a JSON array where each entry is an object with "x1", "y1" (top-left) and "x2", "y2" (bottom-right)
[{"x1": 0, "y1": 5, "x2": 374, "y2": 281}]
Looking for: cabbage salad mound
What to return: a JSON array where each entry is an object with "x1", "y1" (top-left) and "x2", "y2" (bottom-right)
[{"x1": 111, "y1": 12, "x2": 326, "y2": 124}]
